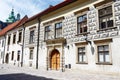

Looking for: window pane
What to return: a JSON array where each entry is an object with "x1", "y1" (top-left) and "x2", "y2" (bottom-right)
[
  {"x1": 107, "y1": 20, "x2": 113, "y2": 27},
  {"x1": 98, "y1": 52, "x2": 104, "y2": 62},
  {"x1": 98, "y1": 46, "x2": 103, "y2": 51},
  {"x1": 105, "y1": 52, "x2": 110, "y2": 62},
  {"x1": 83, "y1": 54, "x2": 86, "y2": 62},
  {"x1": 104, "y1": 45, "x2": 109, "y2": 51},
  {"x1": 78, "y1": 54, "x2": 82, "y2": 62}
]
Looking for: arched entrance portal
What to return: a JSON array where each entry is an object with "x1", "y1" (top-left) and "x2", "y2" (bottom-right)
[
  {"x1": 50, "y1": 49, "x2": 60, "y2": 70},
  {"x1": 5, "y1": 53, "x2": 9, "y2": 63}
]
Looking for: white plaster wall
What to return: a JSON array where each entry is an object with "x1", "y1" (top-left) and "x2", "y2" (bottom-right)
[{"x1": 0, "y1": 37, "x2": 5, "y2": 64}]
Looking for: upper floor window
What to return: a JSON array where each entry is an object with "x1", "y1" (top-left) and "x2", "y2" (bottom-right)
[
  {"x1": 78, "y1": 47, "x2": 87, "y2": 63},
  {"x1": 45, "y1": 26, "x2": 51, "y2": 40},
  {"x1": 97, "y1": 45, "x2": 110, "y2": 63},
  {"x1": 8, "y1": 35, "x2": 11, "y2": 45},
  {"x1": 77, "y1": 14, "x2": 87, "y2": 34},
  {"x1": 18, "y1": 31, "x2": 22, "y2": 43},
  {"x1": 55, "y1": 22, "x2": 62, "y2": 38},
  {"x1": 99, "y1": 6, "x2": 113, "y2": 30},
  {"x1": 13, "y1": 33, "x2": 16, "y2": 44},
  {"x1": 29, "y1": 30, "x2": 34, "y2": 44}
]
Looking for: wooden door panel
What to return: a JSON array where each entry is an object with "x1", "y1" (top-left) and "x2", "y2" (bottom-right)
[{"x1": 51, "y1": 50, "x2": 60, "y2": 70}]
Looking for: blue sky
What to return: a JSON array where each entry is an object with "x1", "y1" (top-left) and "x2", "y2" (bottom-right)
[{"x1": 0, "y1": 0, "x2": 64, "y2": 22}]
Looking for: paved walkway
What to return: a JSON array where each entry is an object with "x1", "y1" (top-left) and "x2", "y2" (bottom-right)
[{"x1": 0, "y1": 64, "x2": 120, "y2": 80}]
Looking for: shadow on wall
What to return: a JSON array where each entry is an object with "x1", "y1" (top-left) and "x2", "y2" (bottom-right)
[{"x1": 0, "y1": 73, "x2": 55, "y2": 80}]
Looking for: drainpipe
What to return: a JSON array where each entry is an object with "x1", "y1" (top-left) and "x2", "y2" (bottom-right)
[
  {"x1": 21, "y1": 24, "x2": 25, "y2": 67},
  {"x1": 36, "y1": 18, "x2": 41, "y2": 69},
  {"x1": 2, "y1": 35, "x2": 6, "y2": 64}
]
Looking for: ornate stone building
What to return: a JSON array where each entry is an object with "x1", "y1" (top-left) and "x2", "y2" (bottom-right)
[
  {"x1": 0, "y1": 0, "x2": 120, "y2": 74},
  {"x1": 22, "y1": 0, "x2": 120, "y2": 74}
]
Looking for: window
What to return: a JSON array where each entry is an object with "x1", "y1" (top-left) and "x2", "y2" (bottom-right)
[
  {"x1": 17, "y1": 51, "x2": 20, "y2": 61},
  {"x1": 1, "y1": 52, "x2": 3, "y2": 58},
  {"x1": 97, "y1": 45, "x2": 110, "y2": 63},
  {"x1": 78, "y1": 47, "x2": 86, "y2": 63},
  {"x1": 55, "y1": 22, "x2": 62, "y2": 38},
  {"x1": 11, "y1": 51, "x2": 14, "y2": 60},
  {"x1": 99, "y1": 6, "x2": 113, "y2": 30},
  {"x1": 18, "y1": 31, "x2": 22, "y2": 42},
  {"x1": 2, "y1": 40, "x2": 4, "y2": 47},
  {"x1": 8, "y1": 35, "x2": 11, "y2": 45},
  {"x1": 29, "y1": 30, "x2": 34, "y2": 44},
  {"x1": 45, "y1": 26, "x2": 51, "y2": 40},
  {"x1": 13, "y1": 33, "x2": 16, "y2": 44},
  {"x1": 77, "y1": 15, "x2": 87, "y2": 34},
  {"x1": 29, "y1": 49, "x2": 33, "y2": 59}
]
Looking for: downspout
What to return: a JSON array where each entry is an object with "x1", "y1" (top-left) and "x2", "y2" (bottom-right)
[
  {"x1": 2, "y1": 35, "x2": 6, "y2": 64},
  {"x1": 36, "y1": 18, "x2": 40, "y2": 69},
  {"x1": 21, "y1": 24, "x2": 25, "y2": 67}
]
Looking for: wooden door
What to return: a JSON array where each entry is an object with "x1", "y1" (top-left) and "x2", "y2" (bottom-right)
[{"x1": 50, "y1": 50, "x2": 60, "y2": 70}]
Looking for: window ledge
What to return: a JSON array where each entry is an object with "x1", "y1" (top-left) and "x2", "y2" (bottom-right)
[
  {"x1": 76, "y1": 62, "x2": 88, "y2": 64},
  {"x1": 96, "y1": 62, "x2": 112, "y2": 65},
  {"x1": 76, "y1": 32, "x2": 90, "y2": 36},
  {"x1": 97, "y1": 27, "x2": 117, "y2": 32}
]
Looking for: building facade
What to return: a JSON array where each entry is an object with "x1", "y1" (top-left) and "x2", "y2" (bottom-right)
[
  {"x1": 0, "y1": 0, "x2": 120, "y2": 74},
  {"x1": 0, "y1": 16, "x2": 28, "y2": 66}
]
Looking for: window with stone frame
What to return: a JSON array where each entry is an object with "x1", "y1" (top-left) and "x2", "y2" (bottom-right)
[
  {"x1": 99, "y1": 6, "x2": 113, "y2": 30},
  {"x1": 13, "y1": 33, "x2": 16, "y2": 44},
  {"x1": 29, "y1": 30, "x2": 34, "y2": 44},
  {"x1": 45, "y1": 25, "x2": 51, "y2": 40},
  {"x1": 11, "y1": 51, "x2": 14, "y2": 60},
  {"x1": 77, "y1": 14, "x2": 87, "y2": 34},
  {"x1": 29, "y1": 49, "x2": 33, "y2": 60},
  {"x1": 97, "y1": 45, "x2": 110, "y2": 63},
  {"x1": 55, "y1": 22, "x2": 62, "y2": 38},
  {"x1": 7, "y1": 35, "x2": 11, "y2": 45},
  {"x1": 78, "y1": 47, "x2": 86, "y2": 63},
  {"x1": 18, "y1": 31, "x2": 22, "y2": 42},
  {"x1": 17, "y1": 51, "x2": 20, "y2": 61}
]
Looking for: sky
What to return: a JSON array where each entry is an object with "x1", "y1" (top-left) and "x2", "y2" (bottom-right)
[{"x1": 0, "y1": 0, "x2": 64, "y2": 22}]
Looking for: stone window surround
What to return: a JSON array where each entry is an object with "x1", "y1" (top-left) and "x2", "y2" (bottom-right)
[
  {"x1": 29, "y1": 26, "x2": 36, "y2": 44},
  {"x1": 75, "y1": 9, "x2": 88, "y2": 35},
  {"x1": 29, "y1": 47, "x2": 34, "y2": 60},
  {"x1": 95, "y1": 1, "x2": 115, "y2": 31},
  {"x1": 18, "y1": 30, "x2": 22, "y2": 43},
  {"x1": 13, "y1": 32, "x2": 16, "y2": 44},
  {"x1": 94, "y1": 39, "x2": 112, "y2": 65},
  {"x1": 76, "y1": 42, "x2": 88, "y2": 64},
  {"x1": 55, "y1": 22, "x2": 63, "y2": 39},
  {"x1": 7, "y1": 34, "x2": 11, "y2": 45},
  {"x1": 43, "y1": 17, "x2": 64, "y2": 40}
]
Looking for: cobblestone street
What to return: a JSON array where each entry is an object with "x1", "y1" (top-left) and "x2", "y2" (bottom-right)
[{"x1": 0, "y1": 64, "x2": 120, "y2": 80}]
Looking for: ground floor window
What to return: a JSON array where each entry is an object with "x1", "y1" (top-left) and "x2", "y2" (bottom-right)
[
  {"x1": 29, "y1": 49, "x2": 33, "y2": 60},
  {"x1": 11, "y1": 51, "x2": 14, "y2": 60},
  {"x1": 78, "y1": 47, "x2": 86, "y2": 63},
  {"x1": 97, "y1": 45, "x2": 110, "y2": 63},
  {"x1": 17, "y1": 51, "x2": 20, "y2": 61}
]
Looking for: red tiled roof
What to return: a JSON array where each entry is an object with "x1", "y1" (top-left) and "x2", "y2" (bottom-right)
[
  {"x1": 26, "y1": 0, "x2": 77, "y2": 22},
  {"x1": 0, "y1": 15, "x2": 28, "y2": 37}
]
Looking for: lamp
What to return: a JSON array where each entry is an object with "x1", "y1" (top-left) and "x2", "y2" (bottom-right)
[{"x1": 84, "y1": 34, "x2": 91, "y2": 45}]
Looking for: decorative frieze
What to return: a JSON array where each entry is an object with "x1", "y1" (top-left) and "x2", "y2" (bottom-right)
[
  {"x1": 114, "y1": 1, "x2": 120, "y2": 29},
  {"x1": 87, "y1": 5, "x2": 98, "y2": 34}
]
